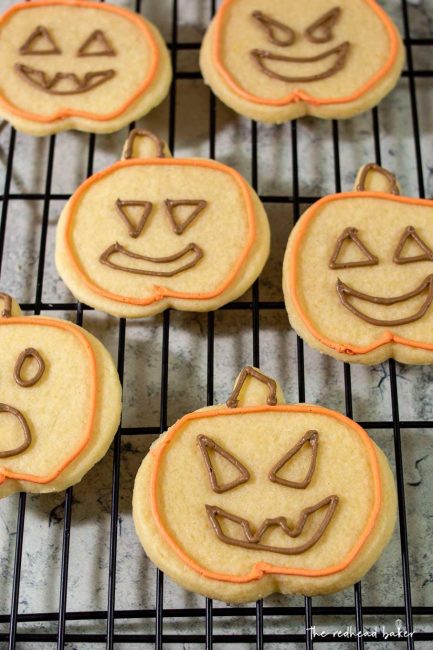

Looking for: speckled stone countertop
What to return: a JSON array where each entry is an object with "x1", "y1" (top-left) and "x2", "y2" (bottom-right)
[{"x1": 1, "y1": 0, "x2": 433, "y2": 648}]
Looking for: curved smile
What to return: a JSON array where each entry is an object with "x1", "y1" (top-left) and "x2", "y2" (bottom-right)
[
  {"x1": 336, "y1": 275, "x2": 433, "y2": 326},
  {"x1": 205, "y1": 495, "x2": 338, "y2": 555},
  {"x1": 250, "y1": 42, "x2": 350, "y2": 83},
  {"x1": 14, "y1": 63, "x2": 115, "y2": 95},
  {"x1": 99, "y1": 242, "x2": 203, "y2": 277}
]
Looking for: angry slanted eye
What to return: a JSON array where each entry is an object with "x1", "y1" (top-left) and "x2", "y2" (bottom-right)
[
  {"x1": 14, "y1": 348, "x2": 45, "y2": 387},
  {"x1": 269, "y1": 430, "x2": 318, "y2": 489},
  {"x1": 329, "y1": 227, "x2": 378, "y2": 269},
  {"x1": 306, "y1": 7, "x2": 341, "y2": 44},
  {"x1": 394, "y1": 226, "x2": 433, "y2": 265},
  {"x1": 198, "y1": 434, "x2": 250, "y2": 493},
  {"x1": 19, "y1": 26, "x2": 61, "y2": 55},
  {"x1": 77, "y1": 30, "x2": 116, "y2": 57},
  {"x1": 251, "y1": 10, "x2": 295, "y2": 47}
]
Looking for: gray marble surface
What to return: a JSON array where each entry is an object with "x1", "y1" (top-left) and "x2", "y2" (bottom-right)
[{"x1": 1, "y1": 0, "x2": 433, "y2": 647}]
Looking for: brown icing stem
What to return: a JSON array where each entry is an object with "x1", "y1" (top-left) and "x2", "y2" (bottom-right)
[
  {"x1": 77, "y1": 29, "x2": 116, "y2": 57},
  {"x1": 250, "y1": 42, "x2": 350, "y2": 83},
  {"x1": 115, "y1": 199, "x2": 153, "y2": 238},
  {"x1": 356, "y1": 163, "x2": 400, "y2": 195},
  {"x1": 336, "y1": 275, "x2": 433, "y2": 326},
  {"x1": 269, "y1": 430, "x2": 318, "y2": 489},
  {"x1": 329, "y1": 227, "x2": 379, "y2": 269},
  {"x1": 99, "y1": 241, "x2": 203, "y2": 276},
  {"x1": 251, "y1": 11, "x2": 295, "y2": 47},
  {"x1": 0, "y1": 293, "x2": 12, "y2": 318},
  {"x1": 205, "y1": 495, "x2": 339, "y2": 555},
  {"x1": 14, "y1": 348, "x2": 45, "y2": 387},
  {"x1": 306, "y1": 7, "x2": 341, "y2": 44},
  {"x1": 15, "y1": 64, "x2": 115, "y2": 95},
  {"x1": 226, "y1": 366, "x2": 277, "y2": 408},
  {"x1": 164, "y1": 199, "x2": 208, "y2": 235},
  {"x1": 0, "y1": 403, "x2": 32, "y2": 458},
  {"x1": 19, "y1": 25, "x2": 61, "y2": 55},
  {"x1": 394, "y1": 226, "x2": 433, "y2": 264},
  {"x1": 197, "y1": 434, "x2": 250, "y2": 493},
  {"x1": 122, "y1": 129, "x2": 166, "y2": 160}
]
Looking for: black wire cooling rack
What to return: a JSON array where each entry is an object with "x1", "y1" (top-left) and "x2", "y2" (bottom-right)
[{"x1": 1, "y1": 0, "x2": 433, "y2": 647}]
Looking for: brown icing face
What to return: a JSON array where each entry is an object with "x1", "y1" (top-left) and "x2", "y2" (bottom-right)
[
  {"x1": 250, "y1": 6, "x2": 350, "y2": 83},
  {"x1": 15, "y1": 26, "x2": 116, "y2": 95},
  {"x1": 199, "y1": 431, "x2": 339, "y2": 556}
]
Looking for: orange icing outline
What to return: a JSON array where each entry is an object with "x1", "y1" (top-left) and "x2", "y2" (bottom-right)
[
  {"x1": 213, "y1": 0, "x2": 400, "y2": 107},
  {"x1": 0, "y1": 317, "x2": 97, "y2": 487},
  {"x1": 0, "y1": 0, "x2": 160, "y2": 124},
  {"x1": 289, "y1": 192, "x2": 433, "y2": 356},
  {"x1": 150, "y1": 405, "x2": 381, "y2": 582},
  {"x1": 63, "y1": 158, "x2": 257, "y2": 306}
]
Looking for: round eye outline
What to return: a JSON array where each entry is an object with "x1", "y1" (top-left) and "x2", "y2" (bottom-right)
[
  {"x1": 329, "y1": 227, "x2": 379, "y2": 269},
  {"x1": 305, "y1": 6, "x2": 341, "y2": 44},
  {"x1": 251, "y1": 10, "x2": 296, "y2": 47},
  {"x1": 77, "y1": 29, "x2": 116, "y2": 57},
  {"x1": 14, "y1": 348, "x2": 45, "y2": 387},
  {"x1": 19, "y1": 25, "x2": 61, "y2": 56}
]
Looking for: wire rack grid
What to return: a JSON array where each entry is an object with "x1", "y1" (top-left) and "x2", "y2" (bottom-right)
[{"x1": 1, "y1": 0, "x2": 433, "y2": 647}]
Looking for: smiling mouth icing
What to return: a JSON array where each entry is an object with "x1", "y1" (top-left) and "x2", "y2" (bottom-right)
[{"x1": 14, "y1": 63, "x2": 115, "y2": 95}]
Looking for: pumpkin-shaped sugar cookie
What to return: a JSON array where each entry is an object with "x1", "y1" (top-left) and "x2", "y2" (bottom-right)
[
  {"x1": 0, "y1": 0, "x2": 171, "y2": 135},
  {"x1": 200, "y1": 0, "x2": 404, "y2": 123},
  {"x1": 0, "y1": 293, "x2": 121, "y2": 499},
  {"x1": 284, "y1": 163, "x2": 433, "y2": 365},
  {"x1": 133, "y1": 367, "x2": 396, "y2": 602},
  {"x1": 56, "y1": 129, "x2": 270, "y2": 318}
]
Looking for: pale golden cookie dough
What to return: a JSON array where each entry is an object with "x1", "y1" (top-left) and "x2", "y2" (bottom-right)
[
  {"x1": 0, "y1": 0, "x2": 171, "y2": 136},
  {"x1": 284, "y1": 163, "x2": 433, "y2": 365},
  {"x1": 133, "y1": 367, "x2": 397, "y2": 602},
  {"x1": 56, "y1": 129, "x2": 271, "y2": 318},
  {"x1": 0, "y1": 293, "x2": 121, "y2": 499},
  {"x1": 200, "y1": 0, "x2": 404, "y2": 123}
]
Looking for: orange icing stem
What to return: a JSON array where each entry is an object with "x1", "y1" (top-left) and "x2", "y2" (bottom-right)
[
  {"x1": 213, "y1": 0, "x2": 399, "y2": 108},
  {"x1": 0, "y1": 317, "x2": 97, "y2": 485},
  {"x1": 0, "y1": 0, "x2": 159, "y2": 123},
  {"x1": 64, "y1": 158, "x2": 257, "y2": 306},
  {"x1": 289, "y1": 191, "x2": 433, "y2": 355},
  {"x1": 150, "y1": 404, "x2": 382, "y2": 582}
]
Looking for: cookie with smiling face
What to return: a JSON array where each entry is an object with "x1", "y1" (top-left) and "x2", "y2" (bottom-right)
[
  {"x1": 55, "y1": 129, "x2": 270, "y2": 318},
  {"x1": 133, "y1": 366, "x2": 396, "y2": 602},
  {"x1": 200, "y1": 0, "x2": 404, "y2": 123},
  {"x1": 283, "y1": 163, "x2": 433, "y2": 365},
  {"x1": 0, "y1": 0, "x2": 171, "y2": 136},
  {"x1": 0, "y1": 293, "x2": 121, "y2": 499}
]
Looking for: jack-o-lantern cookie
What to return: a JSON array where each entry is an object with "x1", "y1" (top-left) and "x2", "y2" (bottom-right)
[
  {"x1": 200, "y1": 0, "x2": 404, "y2": 123},
  {"x1": 0, "y1": 0, "x2": 171, "y2": 136},
  {"x1": 0, "y1": 293, "x2": 121, "y2": 499},
  {"x1": 283, "y1": 163, "x2": 433, "y2": 365},
  {"x1": 133, "y1": 367, "x2": 396, "y2": 602},
  {"x1": 56, "y1": 129, "x2": 270, "y2": 318}
]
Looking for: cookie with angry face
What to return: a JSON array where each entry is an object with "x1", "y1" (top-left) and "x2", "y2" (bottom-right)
[
  {"x1": 56, "y1": 129, "x2": 270, "y2": 318},
  {"x1": 0, "y1": 0, "x2": 171, "y2": 135},
  {"x1": 283, "y1": 163, "x2": 433, "y2": 364},
  {"x1": 200, "y1": 0, "x2": 404, "y2": 123},
  {"x1": 0, "y1": 293, "x2": 121, "y2": 499},
  {"x1": 133, "y1": 366, "x2": 396, "y2": 602}
]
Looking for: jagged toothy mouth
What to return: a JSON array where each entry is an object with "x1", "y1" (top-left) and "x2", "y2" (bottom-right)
[
  {"x1": 250, "y1": 42, "x2": 350, "y2": 83},
  {"x1": 14, "y1": 63, "x2": 115, "y2": 95},
  {"x1": 99, "y1": 242, "x2": 204, "y2": 277},
  {"x1": 336, "y1": 275, "x2": 433, "y2": 327},
  {"x1": 205, "y1": 495, "x2": 339, "y2": 555}
]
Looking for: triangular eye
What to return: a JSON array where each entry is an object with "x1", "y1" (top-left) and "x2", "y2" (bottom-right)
[
  {"x1": 165, "y1": 199, "x2": 207, "y2": 235},
  {"x1": 394, "y1": 226, "x2": 433, "y2": 264},
  {"x1": 269, "y1": 430, "x2": 318, "y2": 489},
  {"x1": 197, "y1": 435, "x2": 250, "y2": 493},
  {"x1": 115, "y1": 199, "x2": 152, "y2": 238},
  {"x1": 77, "y1": 30, "x2": 116, "y2": 57},
  {"x1": 19, "y1": 26, "x2": 61, "y2": 55},
  {"x1": 329, "y1": 227, "x2": 378, "y2": 269},
  {"x1": 306, "y1": 7, "x2": 341, "y2": 43},
  {"x1": 251, "y1": 11, "x2": 295, "y2": 47}
]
